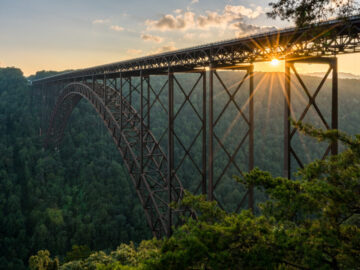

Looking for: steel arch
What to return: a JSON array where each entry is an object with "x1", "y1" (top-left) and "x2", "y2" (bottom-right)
[{"x1": 45, "y1": 82, "x2": 185, "y2": 237}]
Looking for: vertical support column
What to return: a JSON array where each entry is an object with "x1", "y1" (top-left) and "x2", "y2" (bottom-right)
[
  {"x1": 129, "y1": 77, "x2": 132, "y2": 106},
  {"x1": 167, "y1": 68, "x2": 174, "y2": 236},
  {"x1": 208, "y1": 64, "x2": 214, "y2": 201},
  {"x1": 331, "y1": 58, "x2": 338, "y2": 155},
  {"x1": 248, "y1": 65, "x2": 254, "y2": 211},
  {"x1": 114, "y1": 75, "x2": 117, "y2": 101},
  {"x1": 103, "y1": 74, "x2": 106, "y2": 105},
  {"x1": 114, "y1": 75, "x2": 119, "y2": 142},
  {"x1": 284, "y1": 61, "x2": 291, "y2": 179},
  {"x1": 147, "y1": 76, "x2": 151, "y2": 129},
  {"x1": 40, "y1": 83, "x2": 45, "y2": 136},
  {"x1": 120, "y1": 73, "x2": 123, "y2": 130},
  {"x1": 140, "y1": 71, "x2": 144, "y2": 175},
  {"x1": 202, "y1": 71, "x2": 207, "y2": 195}
]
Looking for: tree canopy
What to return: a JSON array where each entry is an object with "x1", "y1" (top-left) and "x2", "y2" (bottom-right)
[
  {"x1": 268, "y1": 0, "x2": 360, "y2": 26},
  {"x1": 29, "y1": 124, "x2": 360, "y2": 269}
]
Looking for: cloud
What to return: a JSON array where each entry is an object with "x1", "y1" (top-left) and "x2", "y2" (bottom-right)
[
  {"x1": 141, "y1": 34, "x2": 164, "y2": 43},
  {"x1": 110, "y1": 25, "x2": 124, "y2": 32},
  {"x1": 191, "y1": 0, "x2": 199, "y2": 4},
  {"x1": 92, "y1": 19, "x2": 109, "y2": 24},
  {"x1": 197, "y1": 11, "x2": 230, "y2": 28},
  {"x1": 224, "y1": 5, "x2": 264, "y2": 19},
  {"x1": 232, "y1": 22, "x2": 277, "y2": 37},
  {"x1": 145, "y1": 11, "x2": 196, "y2": 31},
  {"x1": 197, "y1": 5, "x2": 265, "y2": 29},
  {"x1": 145, "y1": 5, "x2": 266, "y2": 31}
]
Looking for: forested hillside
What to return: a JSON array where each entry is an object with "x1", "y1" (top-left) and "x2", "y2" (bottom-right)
[
  {"x1": 0, "y1": 67, "x2": 359, "y2": 269},
  {"x1": 0, "y1": 68, "x2": 150, "y2": 270}
]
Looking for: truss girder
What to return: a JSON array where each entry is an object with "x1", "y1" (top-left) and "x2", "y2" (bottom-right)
[{"x1": 33, "y1": 16, "x2": 360, "y2": 85}]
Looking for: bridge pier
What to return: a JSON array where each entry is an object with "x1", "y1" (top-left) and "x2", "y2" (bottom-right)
[
  {"x1": 168, "y1": 69, "x2": 174, "y2": 236},
  {"x1": 208, "y1": 64, "x2": 254, "y2": 212},
  {"x1": 284, "y1": 57, "x2": 338, "y2": 178}
]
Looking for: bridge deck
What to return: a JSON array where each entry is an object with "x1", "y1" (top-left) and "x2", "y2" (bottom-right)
[{"x1": 33, "y1": 15, "x2": 360, "y2": 83}]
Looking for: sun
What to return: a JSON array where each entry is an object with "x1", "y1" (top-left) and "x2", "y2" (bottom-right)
[{"x1": 271, "y1": 59, "x2": 280, "y2": 66}]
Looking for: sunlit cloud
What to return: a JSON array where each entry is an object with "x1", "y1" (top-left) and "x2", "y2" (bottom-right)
[
  {"x1": 110, "y1": 25, "x2": 125, "y2": 32},
  {"x1": 141, "y1": 34, "x2": 164, "y2": 43},
  {"x1": 232, "y1": 21, "x2": 277, "y2": 37},
  {"x1": 197, "y1": 11, "x2": 230, "y2": 28},
  {"x1": 191, "y1": 0, "x2": 199, "y2": 4},
  {"x1": 145, "y1": 4, "x2": 268, "y2": 33},
  {"x1": 145, "y1": 12, "x2": 196, "y2": 31},
  {"x1": 92, "y1": 19, "x2": 109, "y2": 24},
  {"x1": 224, "y1": 5, "x2": 264, "y2": 19},
  {"x1": 197, "y1": 5, "x2": 265, "y2": 29}
]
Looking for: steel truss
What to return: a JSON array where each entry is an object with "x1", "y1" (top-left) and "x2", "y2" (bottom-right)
[
  {"x1": 32, "y1": 15, "x2": 355, "y2": 237},
  {"x1": 37, "y1": 55, "x2": 341, "y2": 236},
  {"x1": 45, "y1": 80, "x2": 185, "y2": 237},
  {"x1": 41, "y1": 63, "x2": 257, "y2": 236},
  {"x1": 284, "y1": 57, "x2": 338, "y2": 178},
  {"x1": 209, "y1": 64, "x2": 254, "y2": 211}
]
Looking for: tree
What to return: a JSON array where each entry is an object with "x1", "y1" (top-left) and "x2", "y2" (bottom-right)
[
  {"x1": 29, "y1": 250, "x2": 59, "y2": 270},
  {"x1": 267, "y1": 0, "x2": 360, "y2": 26},
  {"x1": 65, "y1": 245, "x2": 91, "y2": 262},
  {"x1": 146, "y1": 124, "x2": 360, "y2": 269}
]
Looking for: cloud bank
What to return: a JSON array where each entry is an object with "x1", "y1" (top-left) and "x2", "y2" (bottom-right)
[{"x1": 145, "y1": 4, "x2": 268, "y2": 33}]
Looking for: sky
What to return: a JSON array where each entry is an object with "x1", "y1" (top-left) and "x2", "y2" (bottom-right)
[{"x1": 0, "y1": 0, "x2": 359, "y2": 76}]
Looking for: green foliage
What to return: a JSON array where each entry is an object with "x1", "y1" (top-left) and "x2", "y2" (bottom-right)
[
  {"x1": 60, "y1": 240, "x2": 160, "y2": 270},
  {"x1": 66, "y1": 245, "x2": 92, "y2": 262},
  {"x1": 0, "y1": 68, "x2": 150, "y2": 269},
  {"x1": 147, "y1": 125, "x2": 360, "y2": 269},
  {"x1": 2, "y1": 66, "x2": 360, "y2": 269},
  {"x1": 56, "y1": 124, "x2": 359, "y2": 269},
  {"x1": 268, "y1": 0, "x2": 360, "y2": 26},
  {"x1": 29, "y1": 250, "x2": 59, "y2": 270}
]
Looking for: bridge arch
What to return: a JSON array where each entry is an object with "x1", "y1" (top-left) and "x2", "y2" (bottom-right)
[{"x1": 45, "y1": 82, "x2": 184, "y2": 237}]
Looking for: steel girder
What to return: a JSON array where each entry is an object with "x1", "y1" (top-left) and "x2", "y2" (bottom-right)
[
  {"x1": 33, "y1": 15, "x2": 360, "y2": 85},
  {"x1": 45, "y1": 81, "x2": 185, "y2": 237}
]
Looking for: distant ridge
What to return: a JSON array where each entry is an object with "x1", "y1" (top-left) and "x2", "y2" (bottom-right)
[{"x1": 304, "y1": 72, "x2": 360, "y2": 80}]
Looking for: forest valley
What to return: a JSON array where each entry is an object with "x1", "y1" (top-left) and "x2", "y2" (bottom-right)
[{"x1": 0, "y1": 67, "x2": 359, "y2": 270}]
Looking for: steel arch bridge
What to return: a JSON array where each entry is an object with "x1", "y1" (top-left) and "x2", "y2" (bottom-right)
[{"x1": 32, "y1": 15, "x2": 360, "y2": 237}]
